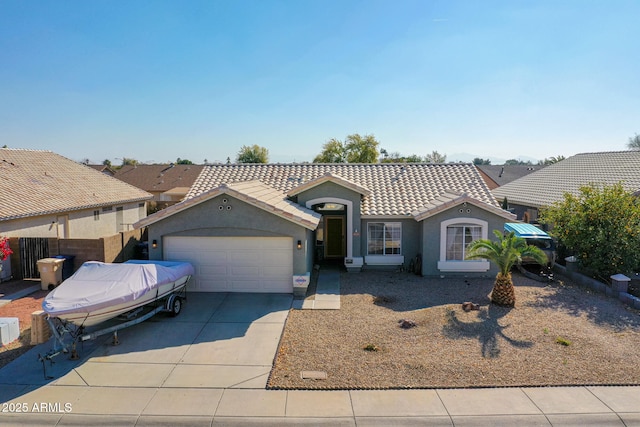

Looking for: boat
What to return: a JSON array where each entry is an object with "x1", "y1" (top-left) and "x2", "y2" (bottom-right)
[{"x1": 42, "y1": 260, "x2": 194, "y2": 327}]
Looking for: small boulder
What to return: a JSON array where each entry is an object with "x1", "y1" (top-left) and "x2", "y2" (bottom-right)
[
  {"x1": 398, "y1": 319, "x2": 417, "y2": 329},
  {"x1": 462, "y1": 302, "x2": 480, "y2": 312}
]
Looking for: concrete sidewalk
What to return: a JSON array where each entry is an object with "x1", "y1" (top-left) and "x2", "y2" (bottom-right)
[
  {"x1": 1, "y1": 290, "x2": 639, "y2": 426},
  {"x1": 1, "y1": 384, "x2": 639, "y2": 425}
]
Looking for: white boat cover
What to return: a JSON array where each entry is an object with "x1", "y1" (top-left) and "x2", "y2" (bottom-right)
[{"x1": 42, "y1": 260, "x2": 194, "y2": 316}]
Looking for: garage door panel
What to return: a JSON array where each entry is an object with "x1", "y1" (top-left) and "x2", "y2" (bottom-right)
[
  {"x1": 228, "y1": 251, "x2": 260, "y2": 265},
  {"x1": 263, "y1": 266, "x2": 288, "y2": 277},
  {"x1": 230, "y1": 279, "x2": 261, "y2": 292},
  {"x1": 231, "y1": 266, "x2": 261, "y2": 276},
  {"x1": 164, "y1": 236, "x2": 292, "y2": 293},
  {"x1": 201, "y1": 265, "x2": 228, "y2": 276},
  {"x1": 206, "y1": 251, "x2": 229, "y2": 263}
]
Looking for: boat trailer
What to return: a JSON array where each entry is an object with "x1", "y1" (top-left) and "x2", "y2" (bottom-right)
[{"x1": 38, "y1": 289, "x2": 186, "y2": 380}]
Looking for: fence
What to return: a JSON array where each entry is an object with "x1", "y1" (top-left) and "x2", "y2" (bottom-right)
[{"x1": 8, "y1": 229, "x2": 146, "y2": 280}]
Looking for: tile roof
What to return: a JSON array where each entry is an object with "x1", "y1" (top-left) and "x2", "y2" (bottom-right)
[
  {"x1": 288, "y1": 172, "x2": 372, "y2": 197},
  {"x1": 0, "y1": 149, "x2": 152, "y2": 221},
  {"x1": 413, "y1": 191, "x2": 515, "y2": 221},
  {"x1": 136, "y1": 180, "x2": 321, "y2": 230},
  {"x1": 493, "y1": 151, "x2": 640, "y2": 208},
  {"x1": 113, "y1": 164, "x2": 205, "y2": 193},
  {"x1": 187, "y1": 163, "x2": 501, "y2": 217},
  {"x1": 476, "y1": 165, "x2": 543, "y2": 189}
]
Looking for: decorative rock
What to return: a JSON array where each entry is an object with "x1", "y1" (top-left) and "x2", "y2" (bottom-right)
[
  {"x1": 462, "y1": 302, "x2": 480, "y2": 312},
  {"x1": 398, "y1": 319, "x2": 416, "y2": 329}
]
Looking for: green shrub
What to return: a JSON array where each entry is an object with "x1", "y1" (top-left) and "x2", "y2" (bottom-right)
[{"x1": 540, "y1": 183, "x2": 640, "y2": 282}]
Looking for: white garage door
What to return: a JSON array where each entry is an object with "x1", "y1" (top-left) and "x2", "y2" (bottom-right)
[{"x1": 163, "y1": 236, "x2": 293, "y2": 293}]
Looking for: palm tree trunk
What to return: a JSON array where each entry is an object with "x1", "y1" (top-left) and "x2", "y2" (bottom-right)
[{"x1": 490, "y1": 272, "x2": 515, "y2": 307}]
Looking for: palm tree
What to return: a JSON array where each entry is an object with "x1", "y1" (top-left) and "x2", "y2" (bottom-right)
[{"x1": 466, "y1": 230, "x2": 548, "y2": 307}]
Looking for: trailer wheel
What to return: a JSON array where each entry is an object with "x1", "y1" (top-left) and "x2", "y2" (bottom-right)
[{"x1": 169, "y1": 296, "x2": 182, "y2": 317}]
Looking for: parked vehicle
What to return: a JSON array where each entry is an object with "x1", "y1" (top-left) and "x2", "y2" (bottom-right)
[{"x1": 504, "y1": 223, "x2": 556, "y2": 267}]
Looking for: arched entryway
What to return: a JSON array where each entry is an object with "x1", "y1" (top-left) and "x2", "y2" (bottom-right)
[{"x1": 305, "y1": 197, "x2": 354, "y2": 264}]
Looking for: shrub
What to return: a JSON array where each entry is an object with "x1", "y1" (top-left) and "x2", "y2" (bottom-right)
[{"x1": 540, "y1": 183, "x2": 640, "y2": 282}]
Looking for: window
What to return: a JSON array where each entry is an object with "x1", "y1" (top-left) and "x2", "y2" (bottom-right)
[
  {"x1": 445, "y1": 224, "x2": 481, "y2": 260},
  {"x1": 93, "y1": 210, "x2": 100, "y2": 221},
  {"x1": 367, "y1": 222, "x2": 401, "y2": 255},
  {"x1": 438, "y1": 218, "x2": 490, "y2": 272}
]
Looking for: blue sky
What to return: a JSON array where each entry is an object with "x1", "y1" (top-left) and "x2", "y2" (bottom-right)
[{"x1": 1, "y1": 0, "x2": 638, "y2": 165}]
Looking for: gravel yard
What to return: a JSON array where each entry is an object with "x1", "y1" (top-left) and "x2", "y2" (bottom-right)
[
  {"x1": 268, "y1": 270, "x2": 640, "y2": 390},
  {"x1": 0, "y1": 289, "x2": 48, "y2": 369}
]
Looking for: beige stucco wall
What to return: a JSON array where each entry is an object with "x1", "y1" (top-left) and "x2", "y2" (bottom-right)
[{"x1": 0, "y1": 202, "x2": 146, "y2": 239}]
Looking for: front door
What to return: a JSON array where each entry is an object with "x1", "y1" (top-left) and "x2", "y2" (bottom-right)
[{"x1": 324, "y1": 216, "x2": 345, "y2": 258}]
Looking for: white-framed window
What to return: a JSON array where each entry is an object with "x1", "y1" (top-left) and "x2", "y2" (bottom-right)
[
  {"x1": 445, "y1": 224, "x2": 482, "y2": 260},
  {"x1": 438, "y1": 218, "x2": 490, "y2": 272},
  {"x1": 367, "y1": 222, "x2": 401, "y2": 255}
]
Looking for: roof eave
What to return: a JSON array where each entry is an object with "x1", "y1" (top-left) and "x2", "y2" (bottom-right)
[{"x1": 135, "y1": 185, "x2": 321, "y2": 231}]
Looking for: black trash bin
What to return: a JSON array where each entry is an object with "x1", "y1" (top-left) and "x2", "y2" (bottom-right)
[{"x1": 54, "y1": 255, "x2": 76, "y2": 280}]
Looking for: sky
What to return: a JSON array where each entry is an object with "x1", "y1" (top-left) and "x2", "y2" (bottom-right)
[{"x1": 1, "y1": 0, "x2": 638, "y2": 165}]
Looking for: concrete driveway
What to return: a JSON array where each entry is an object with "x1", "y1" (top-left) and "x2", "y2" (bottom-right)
[{"x1": 0, "y1": 292, "x2": 293, "y2": 423}]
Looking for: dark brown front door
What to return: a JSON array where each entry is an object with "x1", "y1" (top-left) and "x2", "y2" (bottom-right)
[{"x1": 324, "y1": 216, "x2": 345, "y2": 258}]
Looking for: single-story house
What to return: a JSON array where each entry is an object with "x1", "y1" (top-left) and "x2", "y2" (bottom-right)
[
  {"x1": 113, "y1": 164, "x2": 205, "y2": 209},
  {"x1": 493, "y1": 151, "x2": 640, "y2": 222},
  {"x1": 0, "y1": 148, "x2": 153, "y2": 280},
  {"x1": 0, "y1": 148, "x2": 152, "y2": 239},
  {"x1": 136, "y1": 163, "x2": 516, "y2": 293}
]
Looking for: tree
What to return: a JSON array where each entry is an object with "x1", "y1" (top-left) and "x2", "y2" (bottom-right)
[
  {"x1": 473, "y1": 158, "x2": 491, "y2": 165},
  {"x1": 176, "y1": 158, "x2": 193, "y2": 165},
  {"x1": 538, "y1": 155, "x2": 565, "y2": 166},
  {"x1": 424, "y1": 150, "x2": 447, "y2": 163},
  {"x1": 313, "y1": 133, "x2": 379, "y2": 163},
  {"x1": 540, "y1": 183, "x2": 640, "y2": 282},
  {"x1": 121, "y1": 157, "x2": 138, "y2": 167},
  {"x1": 501, "y1": 197, "x2": 509, "y2": 210},
  {"x1": 504, "y1": 159, "x2": 533, "y2": 166},
  {"x1": 405, "y1": 154, "x2": 424, "y2": 163},
  {"x1": 237, "y1": 145, "x2": 269, "y2": 163},
  {"x1": 379, "y1": 150, "x2": 426, "y2": 163},
  {"x1": 345, "y1": 134, "x2": 379, "y2": 163},
  {"x1": 313, "y1": 138, "x2": 346, "y2": 163},
  {"x1": 466, "y1": 230, "x2": 548, "y2": 306},
  {"x1": 628, "y1": 133, "x2": 640, "y2": 150},
  {"x1": 102, "y1": 159, "x2": 112, "y2": 167}
]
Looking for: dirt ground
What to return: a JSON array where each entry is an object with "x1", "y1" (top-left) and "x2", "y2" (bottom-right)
[
  {"x1": 0, "y1": 281, "x2": 48, "y2": 369},
  {"x1": 268, "y1": 271, "x2": 640, "y2": 390}
]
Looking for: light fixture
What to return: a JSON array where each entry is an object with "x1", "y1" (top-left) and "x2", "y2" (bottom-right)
[
  {"x1": 152, "y1": 240, "x2": 157, "y2": 249},
  {"x1": 297, "y1": 240, "x2": 302, "y2": 250}
]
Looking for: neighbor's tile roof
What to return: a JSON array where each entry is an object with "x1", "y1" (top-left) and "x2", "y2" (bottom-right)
[
  {"x1": 136, "y1": 180, "x2": 321, "y2": 230},
  {"x1": 114, "y1": 164, "x2": 205, "y2": 193},
  {"x1": 187, "y1": 163, "x2": 500, "y2": 217},
  {"x1": 0, "y1": 149, "x2": 152, "y2": 221},
  {"x1": 476, "y1": 164, "x2": 543, "y2": 189},
  {"x1": 493, "y1": 151, "x2": 640, "y2": 208}
]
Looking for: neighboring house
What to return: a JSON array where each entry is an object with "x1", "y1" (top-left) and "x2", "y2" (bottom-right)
[
  {"x1": 0, "y1": 148, "x2": 152, "y2": 239},
  {"x1": 136, "y1": 163, "x2": 516, "y2": 293},
  {"x1": 493, "y1": 151, "x2": 640, "y2": 222},
  {"x1": 113, "y1": 164, "x2": 204, "y2": 208},
  {"x1": 88, "y1": 164, "x2": 117, "y2": 176},
  {"x1": 476, "y1": 164, "x2": 543, "y2": 190}
]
